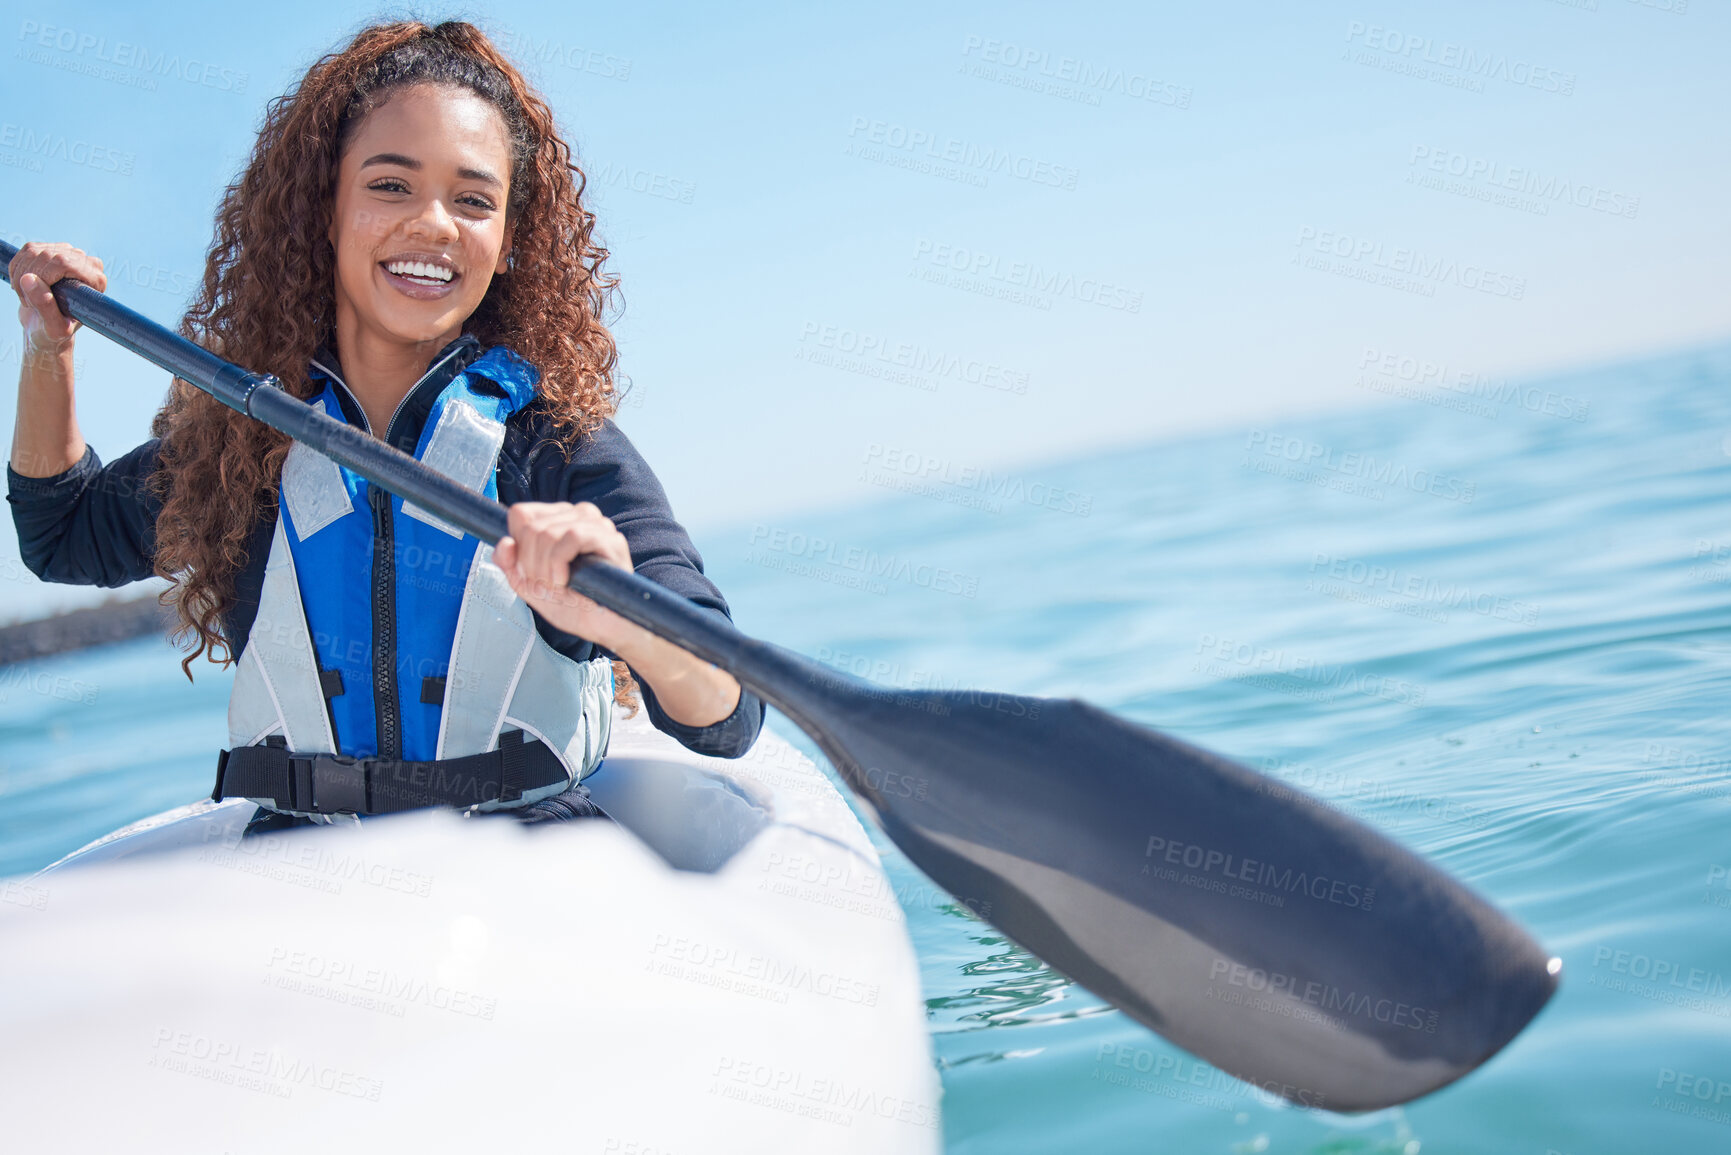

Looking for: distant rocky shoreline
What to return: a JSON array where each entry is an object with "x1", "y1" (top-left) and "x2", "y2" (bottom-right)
[{"x1": 0, "y1": 594, "x2": 176, "y2": 666}]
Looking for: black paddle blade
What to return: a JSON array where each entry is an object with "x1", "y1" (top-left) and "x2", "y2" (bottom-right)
[{"x1": 753, "y1": 649, "x2": 1558, "y2": 1113}]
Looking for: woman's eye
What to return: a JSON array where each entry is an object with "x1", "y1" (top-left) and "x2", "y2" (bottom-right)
[
  {"x1": 460, "y1": 196, "x2": 497, "y2": 212},
  {"x1": 368, "y1": 178, "x2": 409, "y2": 194}
]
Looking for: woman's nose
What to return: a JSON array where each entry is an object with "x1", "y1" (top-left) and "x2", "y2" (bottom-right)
[{"x1": 405, "y1": 197, "x2": 459, "y2": 243}]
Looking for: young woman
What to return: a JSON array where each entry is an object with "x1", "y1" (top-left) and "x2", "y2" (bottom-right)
[{"x1": 7, "y1": 21, "x2": 761, "y2": 826}]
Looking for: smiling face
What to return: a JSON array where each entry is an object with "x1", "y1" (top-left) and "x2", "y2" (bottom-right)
[{"x1": 327, "y1": 83, "x2": 514, "y2": 359}]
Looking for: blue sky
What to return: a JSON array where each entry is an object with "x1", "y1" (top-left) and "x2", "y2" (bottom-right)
[{"x1": 2, "y1": 0, "x2": 1726, "y2": 617}]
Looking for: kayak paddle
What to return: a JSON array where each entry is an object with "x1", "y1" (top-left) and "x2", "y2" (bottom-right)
[{"x1": 0, "y1": 238, "x2": 1557, "y2": 1112}]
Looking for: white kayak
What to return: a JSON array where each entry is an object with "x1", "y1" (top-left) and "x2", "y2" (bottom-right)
[{"x1": 0, "y1": 705, "x2": 943, "y2": 1154}]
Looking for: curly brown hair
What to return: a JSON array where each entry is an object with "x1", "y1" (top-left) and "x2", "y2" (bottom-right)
[{"x1": 148, "y1": 19, "x2": 638, "y2": 709}]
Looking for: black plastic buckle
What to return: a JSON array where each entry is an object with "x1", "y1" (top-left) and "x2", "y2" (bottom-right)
[{"x1": 292, "y1": 753, "x2": 369, "y2": 814}]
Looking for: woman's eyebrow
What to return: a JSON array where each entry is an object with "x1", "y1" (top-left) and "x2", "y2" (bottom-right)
[
  {"x1": 360, "y1": 152, "x2": 503, "y2": 188},
  {"x1": 456, "y1": 166, "x2": 503, "y2": 188},
  {"x1": 360, "y1": 152, "x2": 420, "y2": 171}
]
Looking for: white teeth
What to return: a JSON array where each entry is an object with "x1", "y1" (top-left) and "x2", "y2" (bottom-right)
[{"x1": 385, "y1": 260, "x2": 453, "y2": 283}]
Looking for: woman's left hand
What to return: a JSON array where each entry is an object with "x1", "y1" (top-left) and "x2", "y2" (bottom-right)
[
  {"x1": 496, "y1": 501, "x2": 635, "y2": 648},
  {"x1": 499, "y1": 501, "x2": 744, "y2": 729}
]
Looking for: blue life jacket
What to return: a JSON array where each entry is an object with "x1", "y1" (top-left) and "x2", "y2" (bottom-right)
[
  {"x1": 289, "y1": 346, "x2": 532, "y2": 761},
  {"x1": 217, "y1": 345, "x2": 614, "y2": 821}
]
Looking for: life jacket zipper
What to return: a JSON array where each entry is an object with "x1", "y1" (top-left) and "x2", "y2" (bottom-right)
[
  {"x1": 312, "y1": 339, "x2": 474, "y2": 761},
  {"x1": 370, "y1": 486, "x2": 401, "y2": 759},
  {"x1": 313, "y1": 342, "x2": 472, "y2": 444}
]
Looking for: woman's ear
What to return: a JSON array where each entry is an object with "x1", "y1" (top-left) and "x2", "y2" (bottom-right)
[{"x1": 496, "y1": 222, "x2": 513, "y2": 275}]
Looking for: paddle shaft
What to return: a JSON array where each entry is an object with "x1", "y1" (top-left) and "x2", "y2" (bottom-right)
[{"x1": 0, "y1": 239, "x2": 754, "y2": 680}]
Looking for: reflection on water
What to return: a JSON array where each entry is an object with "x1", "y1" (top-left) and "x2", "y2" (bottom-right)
[{"x1": 928, "y1": 934, "x2": 1088, "y2": 1030}]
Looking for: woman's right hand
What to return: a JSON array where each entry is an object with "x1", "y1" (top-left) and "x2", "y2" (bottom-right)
[{"x1": 9, "y1": 242, "x2": 105, "y2": 354}]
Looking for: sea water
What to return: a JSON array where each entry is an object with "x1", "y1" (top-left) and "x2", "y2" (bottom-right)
[{"x1": 4, "y1": 339, "x2": 1731, "y2": 1152}]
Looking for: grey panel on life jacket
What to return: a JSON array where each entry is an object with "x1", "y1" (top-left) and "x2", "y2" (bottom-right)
[
  {"x1": 280, "y1": 441, "x2": 354, "y2": 540},
  {"x1": 228, "y1": 515, "x2": 336, "y2": 756},
  {"x1": 402, "y1": 398, "x2": 506, "y2": 538},
  {"x1": 503, "y1": 648, "x2": 614, "y2": 784},
  {"x1": 437, "y1": 543, "x2": 535, "y2": 759},
  {"x1": 228, "y1": 646, "x2": 280, "y2": 750}
]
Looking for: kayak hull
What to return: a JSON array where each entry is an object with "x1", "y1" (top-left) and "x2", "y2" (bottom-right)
[{"x1": 0, "y1": 707, "x2": 942, "y2": 1153}]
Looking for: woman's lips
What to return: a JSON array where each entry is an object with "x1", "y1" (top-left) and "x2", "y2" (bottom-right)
[{"x1": 379, "y1": 263, "x2": 459, "y2": 300}]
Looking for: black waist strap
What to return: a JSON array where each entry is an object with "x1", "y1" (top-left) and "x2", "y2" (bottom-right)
[{"x1": 211, "y1": 730, "x2": 566, "y2": 816}]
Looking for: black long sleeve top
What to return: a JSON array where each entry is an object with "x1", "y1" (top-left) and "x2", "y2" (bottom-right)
[{"x1": 4, "y1": 335, "x2": 764, "y2": 759}]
